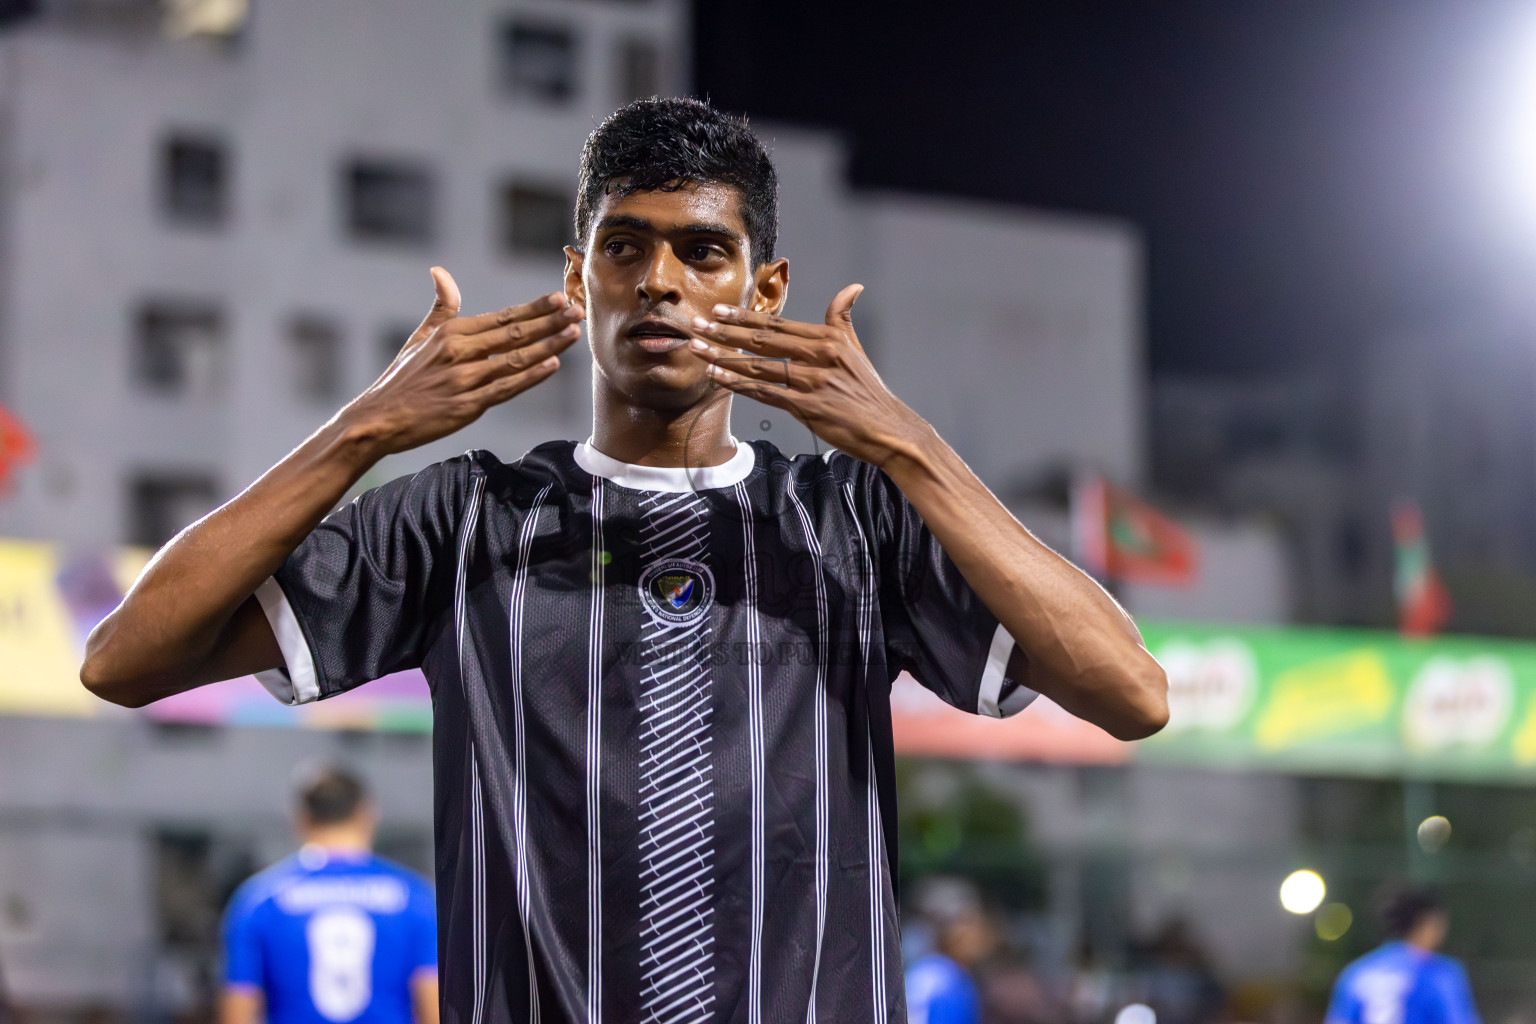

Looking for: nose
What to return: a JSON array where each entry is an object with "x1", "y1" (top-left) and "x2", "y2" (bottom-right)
[{"x1": 637, "y1": 244, "x2": 684, "y2": 306}]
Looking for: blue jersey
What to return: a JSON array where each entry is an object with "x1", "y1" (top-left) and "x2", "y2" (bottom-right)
[
  {"x1": 1327, "y1": 942, "x2": 1480, "y2": 1024},
  {"x1": 222, "y1": 848, "x2": 437, "y2": 1024},
  {"x1": 905, "y1": 953, "x2": 979, "y2": 1024}
]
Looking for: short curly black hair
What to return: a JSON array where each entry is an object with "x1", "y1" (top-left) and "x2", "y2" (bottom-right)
[{"x1": 574, "y1": 97, "x2": 779, "y2": 264}]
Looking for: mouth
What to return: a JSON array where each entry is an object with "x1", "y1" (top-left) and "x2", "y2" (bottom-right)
[{"x1": 625, "y1": 319, "x2": 692, "y2": 354}]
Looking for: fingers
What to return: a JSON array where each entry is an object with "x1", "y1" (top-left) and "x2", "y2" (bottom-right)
[
  {"x1": 462, "y1": 354, "x2": 564, "y2": 411},
  {"x1": 705, "y1": 361, "x2": 815, "y2": 415},
  {"x1": 688, "y1": 338, "x2": 817, "y2": 391},
  {"x1": 452, "y1": 292, "x2": 574, "y2": 337},
  {"x1": 824, "y1": 283, "x2": 864, "y2": 328},
  {"x1": 706, "y1": 304, "x2": 826, "y2": 339},
  {"x1": 462, "y1": 324, "x2": 582, "y2": 387},
  {"x1": 689, "y1": 315, "x2": 827, "y2": 362},
  {"x1": 454, "y1": 303, "x2": 583, "y2": 362}
]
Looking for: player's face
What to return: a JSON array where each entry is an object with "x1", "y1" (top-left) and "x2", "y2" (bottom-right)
[{"x1": 565, "y1": 182, "x2": 787, "y2": 411}]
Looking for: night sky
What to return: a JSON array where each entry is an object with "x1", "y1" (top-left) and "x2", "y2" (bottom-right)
[{"x1": 695, "y1": 1, "x2": 1536, "y2": 375}]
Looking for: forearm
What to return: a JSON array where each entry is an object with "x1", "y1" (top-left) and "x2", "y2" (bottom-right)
[
  {"x1": 883, "y1": 425, "x2": 1168, "y2": 739},
  {"x1": 82, "y1": 418, "x2": 383, "y2": 705}
]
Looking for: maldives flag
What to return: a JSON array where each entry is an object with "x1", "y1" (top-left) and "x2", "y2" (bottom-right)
[
  {"x1": 1071, "y1": 472, "x2": 1198, "y2": 586},
  {"x1": 0, "y1": 403, "x2": 34, "y2": 495},
  {"x1": 1392, "y1": 499, "x2": 1451, "y2": 636}
]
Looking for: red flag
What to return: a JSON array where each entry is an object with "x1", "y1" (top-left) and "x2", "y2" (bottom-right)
[
  {"x1": 1392, "y1": 499, "x2": 1451, "y2": 636},
  {"x1": 0, "y1": 403, "x2": 35, "y2": 494},
  {"x1": 1071, "y1": 473, "x2": 1198, "y2": 586}
]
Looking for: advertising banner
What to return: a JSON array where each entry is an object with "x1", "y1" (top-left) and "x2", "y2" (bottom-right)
[
  {"x1": 9, "y1": 534, "x2": 1536, "y2": 781},
  {"x1": 1138, "y1": 622, "x2": 1536, "y2": 781}
]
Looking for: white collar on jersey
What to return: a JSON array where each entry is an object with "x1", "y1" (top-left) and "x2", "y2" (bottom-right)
[{"x1": 574, "y1": 437, "x2": 756, "y2": 493}]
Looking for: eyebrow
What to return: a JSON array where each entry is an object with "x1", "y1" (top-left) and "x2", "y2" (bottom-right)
[{"x1": 595, "y1": 214, "x2": 744, "y2": 244}]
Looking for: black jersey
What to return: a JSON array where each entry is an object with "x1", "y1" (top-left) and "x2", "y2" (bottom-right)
[{"x1": 254, "y1": 439, "x2": 1034, "y2": 1024}]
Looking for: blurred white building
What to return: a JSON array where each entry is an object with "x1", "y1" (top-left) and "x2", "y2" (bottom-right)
[
  {"x1": 0, "y1": 0, "x2": 1149, "y2": 551},
  {"x1": 0, "y1": 0, "x2": 1295, "y2": 1011}
]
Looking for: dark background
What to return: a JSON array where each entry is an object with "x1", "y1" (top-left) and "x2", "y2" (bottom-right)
[{"x1": 695, "y1": 0, "x2": 1536, "y2": 374}]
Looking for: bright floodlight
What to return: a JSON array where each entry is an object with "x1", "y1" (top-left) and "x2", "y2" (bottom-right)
[
  {"x1": 1280, "y1": 870, "x2": 1326, "y2": 915},
  {"x1": 1114, "y1": 1004, "x2": 1156, "y2": 1024}
]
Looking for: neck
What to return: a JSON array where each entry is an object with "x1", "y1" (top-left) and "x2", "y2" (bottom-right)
[
  {"x1": 591, "y1": 381, "x2": 737, "y2": 468},
  {"x1": 301, "y1": 828, "x2": 372, "y2": 854}
]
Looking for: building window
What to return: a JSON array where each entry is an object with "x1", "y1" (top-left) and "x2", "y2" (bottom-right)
[
  {"x1": 344, "y1": 159, "x2": 434, "y2": 245},
  {"x1": 497, "y1": 20, "x2": 577, "y2": 102},
  {"x1": 615, "y1": 37, "x2": 660, "y2": 104},
  {"x1": 160, "y1": 134, "x2": 229, "y2": 227},
  {"x1": 133, "y1": 301, "x2": 225, "y2": 399},
  {"x1": 287, "y1": 315, "x2": 344, "y2": 401},
  {"x1": 129, "y1": 472, "x2": 220, "y2": 548},
  {"x1": 498, "y1": 181, "x2": 572, "y2": 258}
]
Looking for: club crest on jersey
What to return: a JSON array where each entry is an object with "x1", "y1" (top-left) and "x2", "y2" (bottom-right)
[{"x1": 639, "y1": 559, "x2": 714, "y2": 625}]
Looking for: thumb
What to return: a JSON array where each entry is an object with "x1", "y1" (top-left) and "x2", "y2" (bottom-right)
[
  {"x1": 825, "y1": 283, "x2": 864, "y2": 330},
  {"x1": 419, "y1": 266, "x2": 462, "y2": 335}
]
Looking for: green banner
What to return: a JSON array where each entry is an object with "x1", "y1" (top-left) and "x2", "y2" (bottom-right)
[{"x1": 1137, "y1": 622, "x2": 1536, "y2": 781}]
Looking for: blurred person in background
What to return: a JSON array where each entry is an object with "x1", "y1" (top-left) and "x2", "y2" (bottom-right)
[
  {"x1": 1325, "y1": 885, "x2": 1479, "y2": 1024},
  {"x1": 906, "y1": 878, "x2": 989, "y2": 1024},
  {"x1": 1132, "y1": 918, "x2": 1224, "y2": 1024},
  {"x1": 220, "y1": 767, "x2": 437, "y2": 1024}
]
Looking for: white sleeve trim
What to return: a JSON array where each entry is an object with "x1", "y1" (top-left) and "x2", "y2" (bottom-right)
[
  {"x1": 253, "y1": 577, "x2": 321, "y2": 706},
  {"x1": 977, "y1": 623, "x2": 1037, "y2": 718}
]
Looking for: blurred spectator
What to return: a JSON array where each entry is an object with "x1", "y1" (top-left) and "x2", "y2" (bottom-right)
[
  {"x1": 1325, "y1": 885, "x2": 1480, "y2": 1024},
  {"x1": 1134, "y1": 918, "x2": 1225, "y2": 1024},
  {"x1": 1068, "y1": 941, "x2": 1116, "y2": 1024},
  {"x1": 907, "y1": 878, "x2": 988, "y2": 1024},
  {"x1": 219, "y1": 767, "x2": 438, "y2": 1024}
]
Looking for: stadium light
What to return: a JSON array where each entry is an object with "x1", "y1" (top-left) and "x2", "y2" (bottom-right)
[
  {"x1": 1280, "y1": 869, "x2": 1326, "y2": 914},
  {"x1": 1114, "y1": 1005, "x2": 1156, "y2": 1024}
]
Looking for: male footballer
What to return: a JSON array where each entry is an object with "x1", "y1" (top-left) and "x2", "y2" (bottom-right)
[{"x1": 83, "y1": 98, "x2": 1167, "y2": 1023}]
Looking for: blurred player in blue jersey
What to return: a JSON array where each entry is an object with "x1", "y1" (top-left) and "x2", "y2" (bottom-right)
[
  {"x1": 905, "y1": 878, "x2": 993, "y2": 1024},
  {"x1": 1326, "y1": 885, "x2": 1480, "y2": 1024},
  {"x1": 220, "y1": 768, "x2": 438, "y2": 1024}
]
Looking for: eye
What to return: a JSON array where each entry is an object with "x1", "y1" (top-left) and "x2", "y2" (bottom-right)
[
  {"x1": 687, "y1": 244, "x2": 723, "y2": 263},
  {"x1": 603, "y1": 239, "x2": 637, "y2": 258}
]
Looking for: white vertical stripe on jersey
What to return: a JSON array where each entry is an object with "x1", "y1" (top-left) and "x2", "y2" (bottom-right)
[
  {"x1": 510, "y1": 484, "x2": 554, "y2": 1023},
  {"x1": 841, "y1": 483, "x2": 888, "y2": 1024},
  {"x1": 733, "y1": 482, "x2": 766, "y2": 1024},
  {"x1": 470, "y1": 751, "x2": 487, "y2": 1024},
  {"x1": 635, "y1": 492, "x2": 716, "y2": 1024},
  {"x1": 586, "y1": 477, "x2": 607, "y2": 1024},
  {"x1": 784, "y1": 482, "x2": 830, "y2": 1024},
  {"x1": 455, "y1": 474, "x2": 488, "y2": 1024}
]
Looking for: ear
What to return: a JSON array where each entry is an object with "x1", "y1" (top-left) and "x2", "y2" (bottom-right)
[
  {"x1": 563, "y1": 246, "x2": 587, "y2": 310},
  {"x1": 751, "y1": 257, "x2": 789, "y2": 315}
]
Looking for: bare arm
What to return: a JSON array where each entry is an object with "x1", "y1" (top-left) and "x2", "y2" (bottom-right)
[
  {"x1": 410, "y1": 970, "x2": 440, "y2": 1024},
  {"x1": 220, "y1": 987, "x2": 263, "y2": 1024},
  {"x1": 82, "y1": 268, "x2": 584, "y2": 707},
  {"x1": 687, "y1": 288, "x2": 1168, "y2": 740}
]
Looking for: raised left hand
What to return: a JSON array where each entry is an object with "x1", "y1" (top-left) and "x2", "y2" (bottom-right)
[{"x1": 687, "y1": 285, "x2": 931, "y2": 468}]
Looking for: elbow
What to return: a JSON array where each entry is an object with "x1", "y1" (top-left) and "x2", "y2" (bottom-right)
[
  {"x1": 79, "y1": 628, "x2": 156, "y2": 709},
  {"x1": 1104, "y1": 656, "x2": 1169, "y2": 742},
  {"x1": 80, "y1": 656, "x2": 153, "y2": 709}
]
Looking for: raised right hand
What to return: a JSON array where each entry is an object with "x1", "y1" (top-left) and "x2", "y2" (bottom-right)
[{"x1": 339, "y1": 266, "x2": 584, "y2": 457}]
